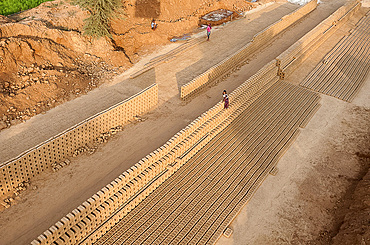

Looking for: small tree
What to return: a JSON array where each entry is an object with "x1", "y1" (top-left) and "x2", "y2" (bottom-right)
[{"x1": 72, "y1": 0, "x2": 123, "y2": 38}]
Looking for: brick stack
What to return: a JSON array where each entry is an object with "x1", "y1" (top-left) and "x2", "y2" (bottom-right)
[
  {"x1": 0, "y1": 84, "x2": 158, "y2": 199},
  {"x1": 180, "y1": 0, "x2": 318, "y2": 99}
]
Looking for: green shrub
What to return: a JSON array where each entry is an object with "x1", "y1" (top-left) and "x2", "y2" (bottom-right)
[
  {"x1": 0, "y1": 0, "x2": 54, "y2": 16},
  {"x1": 72, "y1": 0, "x2": 123, "y2": 38}
]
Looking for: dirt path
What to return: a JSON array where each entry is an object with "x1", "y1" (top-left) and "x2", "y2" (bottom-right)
[
  {"x1": 0, "y1": 1, "x2": 362, "y2": 244},
  {"x1": 217, "y1": 7, "x2": 370, "y2": 244}
]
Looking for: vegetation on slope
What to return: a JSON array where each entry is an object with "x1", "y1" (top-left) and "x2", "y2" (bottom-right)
[
  {"x1": 0, "y1": 0, "x2": 53, "y2": 16},
  {"x1": 72, "y1": 0, "x2": 123, "y2": 38}
]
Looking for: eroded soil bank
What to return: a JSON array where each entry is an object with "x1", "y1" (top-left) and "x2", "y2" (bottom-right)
[{"x1": 0, "y1": 0, "x2": 262, "y2": 130}]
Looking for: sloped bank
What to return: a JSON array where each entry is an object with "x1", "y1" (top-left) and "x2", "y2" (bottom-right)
[{"x1": 0, "y1": 0, "x2": 261, "y2": 131}]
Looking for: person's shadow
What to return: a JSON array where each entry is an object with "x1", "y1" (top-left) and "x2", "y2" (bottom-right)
[{"x1": 135, "y1": 0, "x2": 161, "y2": 19}]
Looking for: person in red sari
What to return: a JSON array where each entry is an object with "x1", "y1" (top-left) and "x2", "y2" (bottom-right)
[
  {"x1": 207, "y1": 24, "x2": 212, "y2": 40},
  {"x1": 223, "y1": 90, "x2": 229, "y2": 109}
]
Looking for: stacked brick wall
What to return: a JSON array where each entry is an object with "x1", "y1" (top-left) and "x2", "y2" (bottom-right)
[
  {"x1": 251, "y1": 0, "x2": 317, "y2": 50},
  {"x1": 0, "y1": 84, "x2": 158, "y2": 198},
  {"x1": 180, "y1": 0, "x2": 317, "y2": 99},
  {"x1": 32, "y1": 61, "x2": 279, "y2": 245},
  {"x1": 276, "y1": 0, "x2": 361, "y2": 78}
]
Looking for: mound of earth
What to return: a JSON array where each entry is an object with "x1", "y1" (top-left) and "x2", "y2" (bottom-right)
[
  {"x1": 199, "y1": 9, "x2": 237, "y2": 26},
  {"x1": 0, "y1": 0, "x2": 261, "y2": 131},
  {"x1": 332, "y1": 165, "x2": 370, "y2": 245}
]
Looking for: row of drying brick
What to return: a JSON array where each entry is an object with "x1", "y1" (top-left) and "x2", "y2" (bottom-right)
[
  {"x1": 0, "y1": 84, "x2": 158, "y2": 199},
  {"x1": 180, "y1": 0, "x2": 318, "y2": 99},
  {"x1": 31, "y1": 56, "x2": 281, "y2": 245},
  {"x1": 191, "y1": 83, "x2": 321, "y2": 245},
  {"x1": 302, "y1": 15, "x2": 369, "y2": 83},
  {"x1": 76, "y1": 61, "x2": 281, "y2": 244},
  {"x1": 251, "y1": 0, "x2": 317, "y2": 51},
  {"x1": 276, "y1": 0, "x2": 362, "y2": 79},
  {"x1": 96, "y1": 80, "x2": 294, "y2": 244},
  {"x1": 300, "y1": 12, "x2": 370, "y2": 102},
  {"x1": 94, "y1": 98, "x2": 267, "y2": 244},
  {"x1": 95, "y1": 81, "x2": 321, "y2": 245}
]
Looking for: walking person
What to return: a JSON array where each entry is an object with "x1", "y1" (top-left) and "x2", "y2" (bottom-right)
[
  {"x1": 223, "y1": 90, "x2": 229, "y2": 109},
  {"x1": 207, "y1": 24, "x2": 212, "y2": 41}
]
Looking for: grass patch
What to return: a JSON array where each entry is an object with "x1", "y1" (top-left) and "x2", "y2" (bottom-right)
[
  {"x1": 0, "y1": 0, "x2": 55, "y2": 16},
  {"x1": 72, "y1": 0, "x2": 124, "y2": 38}
]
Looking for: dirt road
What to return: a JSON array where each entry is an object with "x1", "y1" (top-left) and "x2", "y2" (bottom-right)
[{"x1": 1, "y1": 0, "x2": 367, "y2": 244}]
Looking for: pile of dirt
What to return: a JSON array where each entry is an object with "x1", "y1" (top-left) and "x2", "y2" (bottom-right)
[
  {"x1": 331, "y1": 158, "x2": 370, "y2": 245},
  {"x1": 0, "y1": 0, "x2": 261, "y2": 131},
  {"x1": 288, "y1": 107, "x2": 370, "y2": 245},
  {"x1": 199, "y1": 9, "x2": 238, "y2": 26}
]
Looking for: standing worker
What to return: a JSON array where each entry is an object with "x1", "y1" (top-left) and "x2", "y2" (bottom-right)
[
  {"x1": 223, "y1": 90, "x2": 229, "y2": 109},
  {"x1": 207, "y1": 24, "x2": 212, "y2": 41}
]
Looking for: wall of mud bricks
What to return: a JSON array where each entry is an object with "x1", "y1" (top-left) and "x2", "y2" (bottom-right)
[
  {"x1": 0, "y1": 84, "x2": 158, "y2": 198},
  {"x1": 32, "y1": 60, "x2": 280, "y2": 245},
  {"x1": 276, "y1": 0, "x2": 361, "y2": 78},
  {"x1": 251, "y1": 0, "x2": 317, "y2": 50},
  {"x1": 180, "y1": 0, "x2": 317, "y2": 99}
]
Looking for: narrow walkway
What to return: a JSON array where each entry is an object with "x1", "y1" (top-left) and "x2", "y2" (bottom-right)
[{"x1": 95, "y1": 81, "x2": 320, "y2": 244}]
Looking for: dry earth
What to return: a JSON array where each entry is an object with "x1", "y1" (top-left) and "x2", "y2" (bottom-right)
[{"x1": 0, "y1": 0, "x2": 369, "y2": 245}]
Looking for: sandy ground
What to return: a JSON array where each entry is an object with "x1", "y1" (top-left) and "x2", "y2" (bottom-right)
[
  {"x1": 1, "y1": 0, "x2": 368, "y2": 244},
  {"x1": 363, "y1": 0, "x2": 370, "y2": 8}
]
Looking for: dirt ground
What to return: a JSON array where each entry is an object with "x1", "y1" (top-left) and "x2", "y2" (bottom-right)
[{"x1": 0, "y1": 1, "x2": 369, "y2": 244}]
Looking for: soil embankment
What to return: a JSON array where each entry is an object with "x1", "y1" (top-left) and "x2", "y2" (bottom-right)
[{"x1": 0, "y1": 0, "x2": 259, "y2": 131}]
